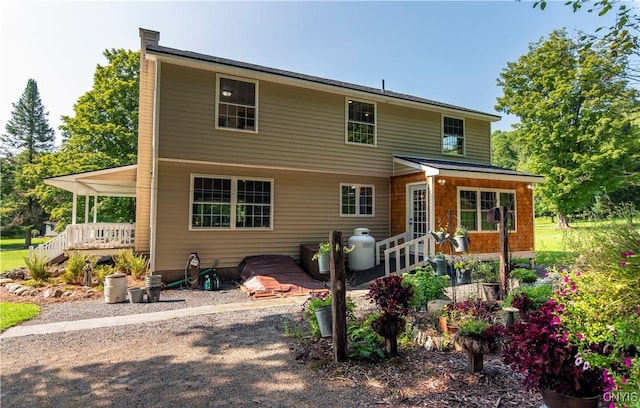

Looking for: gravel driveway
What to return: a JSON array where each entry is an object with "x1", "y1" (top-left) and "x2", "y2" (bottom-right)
[{"x1": 1, "y1": 286, "x2": 382, "y2": 408}]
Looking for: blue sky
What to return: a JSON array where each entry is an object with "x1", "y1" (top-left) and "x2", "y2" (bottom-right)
[{"x1": 0, "y1": 1, "x2": 620, "y2": 146}]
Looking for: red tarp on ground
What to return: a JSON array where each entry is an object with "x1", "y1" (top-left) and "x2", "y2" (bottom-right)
[{"x1": 239, "y1": 254, "x2": 327, "y2": 299}]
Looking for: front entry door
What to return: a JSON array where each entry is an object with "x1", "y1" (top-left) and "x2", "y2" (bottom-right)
[{"x1": 408, "y1": 183, "x2": 429, "y2": 253}]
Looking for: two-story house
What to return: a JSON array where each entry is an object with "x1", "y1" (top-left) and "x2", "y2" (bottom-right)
[{"x1": 42, "y1": 28, "x2": 542, "y2": 283}]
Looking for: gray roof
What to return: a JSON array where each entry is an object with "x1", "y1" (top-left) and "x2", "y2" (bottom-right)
[
  {"x1": 146, "y1": 44, "x2": 501, "y2": 121},
  {"x1": 395, "y1": 156, "x2": 543, "y2": 179}
]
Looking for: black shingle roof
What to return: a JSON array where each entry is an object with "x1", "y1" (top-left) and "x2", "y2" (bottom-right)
[
  {"x1": 395, "y1": 156, "x2": 543, "y2": 179},
  {"x1": 146, "y1": 44, "x2": 501, "y2": 121}
]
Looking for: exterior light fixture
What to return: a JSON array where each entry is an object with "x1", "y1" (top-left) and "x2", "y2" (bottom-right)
[
  {"x1": 222, "y1": 90, "x2": 233, "y2": 97},
  {"x1": 437, "y1": 179, "x2": 446, "y2": 185}
]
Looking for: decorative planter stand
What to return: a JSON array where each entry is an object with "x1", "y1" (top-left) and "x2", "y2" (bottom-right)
[
  {"x1": 371, "y1": 316, "x2": 406, "y2": 355},
  {"x1": 482, "y1": 282, "x2": 501, "y2": 302},
  {"x1": 452, "y1": 333, "x2": 502, "y2": 373}
]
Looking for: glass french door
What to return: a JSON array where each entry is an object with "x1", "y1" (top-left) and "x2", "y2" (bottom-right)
[{"x1": 408, "y1": 183, "x2": 428, "y2": 254}]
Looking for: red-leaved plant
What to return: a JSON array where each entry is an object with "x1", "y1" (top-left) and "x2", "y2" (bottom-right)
[
  {"x1": 366, "y1": 275, "x2": 413, "y2": 319},
  {"x1": 502, "y1": 299, "x2": 604, "y2": 398}
]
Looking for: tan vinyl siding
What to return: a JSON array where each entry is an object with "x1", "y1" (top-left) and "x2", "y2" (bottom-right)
[
  {"x1": 156, "y1": 65, "x2": 492, "y2": 180},
  {"x1": 152, "y1": 160, "x2": 390, "y2": 273},
  {"x1": 135, "y1": 39, "x2": 156, "y2": 253}
]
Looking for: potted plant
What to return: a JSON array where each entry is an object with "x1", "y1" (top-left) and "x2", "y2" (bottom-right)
[
  {"x1": 452, "y1": 319, "x2": 505, "y2": 372},
  {"x1": 301, "y1": 291, "x2": 332, "y2": 338},
  {"x1": 474, "y1": 261, "x2": 500, "y2": 302},
  {"x1": 366, "y1": 275, "x2": 413, "y2": 355},
  {"x1": 430, "y1": 227, "x2": 447, "y2": 244},
  {"x1": 311, "y1": 242, "x2": 331, "y2": 274},
  {"x1": 503, "y1": 283, "x2": 553, "y2": 320},
  {"x1": 454, "y1": 256, "x2": 476, "y2": 285},
  {"x1": 502, "y1": 300, "x2": 605, "y2": 407},
  {"x1": 510, "y1": 267, "x2": 538, "y2": 286},
  {"x1": 453, "y1": 226, "x2": 469, "y2": 252},
  {"x1": 439, "y1": 298, "x2": 498, "y2": 335}
]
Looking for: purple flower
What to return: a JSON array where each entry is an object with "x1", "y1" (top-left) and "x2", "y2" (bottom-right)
[
  {"x1": 620, "y1": 261, "x2": 627, "y2": 267},
  {"x1": 576, "y1": 332, "x2": 584, "y2": 340},
  {"x1": 570, "y1": 281, "x2": 577, "y2": 291},
  {"x1": 564, "y1": 275, "x2": 570, "y2": 283},
  {"x1": 624, "y1": 356, "x2": 632, "y2": 367},
  {"x1": 551, "y1": 316, "x2": 561, "y2": 326},
  {"x1": 575, "y1": 271, "x2": 582, "y2": 276},
  {"x1": 621, "y1": 376, "x2": 627, "y2": 384},
  {"x1": 575, "y1": 356, "x2": 583, "y2": 366}
]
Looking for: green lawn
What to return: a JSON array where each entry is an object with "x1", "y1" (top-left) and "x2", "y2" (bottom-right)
[
  {"x1": 0, "y1": 302, "x2": 41, "y2": 331},
  {"x1": 0, "y1": 237, "x2": 48, "y2": 272}
]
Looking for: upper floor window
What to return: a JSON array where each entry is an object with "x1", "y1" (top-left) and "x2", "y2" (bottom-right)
[
  {"x1": 216, "y1": 75, "x2": 257, "y2": 132},
  {"x1": 341, "y1": 183, "x2": 374, "y2": 216},
  {"x1": 191, "y1": 175, "x2": 272, "y2": 230},
  {"x1": 346, "y1": 99, "x2": 376, "y2": 145},
  {"x1": 458, "y1": 188, "x2": 516, "y2": 231},
  {"x1": 443, "y1": 116, "x2": 464, "y2": 155}
]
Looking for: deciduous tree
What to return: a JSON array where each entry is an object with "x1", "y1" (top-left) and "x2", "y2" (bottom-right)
[{"x1": 496, "y1": 29, "x2": 640, "y2": 228}]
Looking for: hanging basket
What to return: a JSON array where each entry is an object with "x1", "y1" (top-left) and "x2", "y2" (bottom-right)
[{"x1": 453, "y1": 236, "x2": 469, "y2": 252}]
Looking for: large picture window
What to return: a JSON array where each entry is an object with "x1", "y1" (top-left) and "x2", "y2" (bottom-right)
[
  {"x1": 191, "y1": 175, "x2": 272, "y2": 229},
  {"x1": 443, "y1": 116, "x2": 464, "y2": 155},
  {"x1": 341, "y1": 184, "x2": 374, "y2": 216},
  {"x1": 216, "y1": 75, "x2": 257, "y2": 132},
  {"x1": 346, "y1": 99, "x2": 376, "y2": 145},
  {"x1": 458, "y1": 188, "x2": 516, "y2": 231}
]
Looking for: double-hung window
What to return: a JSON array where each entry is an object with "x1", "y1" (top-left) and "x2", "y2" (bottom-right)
[
  {"x1": 346, "y1": 99, "x2": 376, "y2": 145},
  {"x1": 191, "y1": 175, "x2": 273, "y2": 229},
  {"x1": 442, "y1": 116, "x2": 464, "y2": 155},
  {"x1": 341, "y1": 184, "x2": 374, "y2": 216},
  {"x1": 458, "y1": 188, "x2": 516, "y2": 231},
  {"x1": 216, "y1": 75, "x2": 257, "y2": 132}
]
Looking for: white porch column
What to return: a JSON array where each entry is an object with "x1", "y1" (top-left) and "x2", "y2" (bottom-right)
[
  {"x1": 93, "y1": 196, "x2": 98, "y2": 223},
  {"x1": 84, "y1": 194, "x2": 90, "y2": 223},
  {"x1": 72, "y1": 193, "x2": 77, "y2": 225}
]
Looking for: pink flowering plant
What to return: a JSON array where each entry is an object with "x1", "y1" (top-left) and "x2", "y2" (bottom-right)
[
  {"x1": 502, "y1": 299, "x2": 605, "y2": 397},
  {"x1": 558, "y1": 224, "x2": 640, "y2": 406}
]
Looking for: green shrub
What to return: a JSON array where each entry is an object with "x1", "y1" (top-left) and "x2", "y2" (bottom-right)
[
  {"x1": 403, "y1": 266, "x2": 446, "y2": 310},
  {"x1": 504, "y1": 283, "x2": 553, "y2": 310},
  {"x1": 348, "y1": 313, "x2": 385, "y2": 360},
  {"x1": 23, "y1": 254, "x2": 50, "y2": 282},
  {"x1": 458, "y1": 319, "x2": 490, "y2": 337},
  {"x1": 511, "y1": 268, "x2": 538, "y2": 284},
  {"x1": 94, "y1": 264, "x2": 117, "y2": 287},
  {"x1": 63, "y1": 252, "x2": 87, "y2": 284},
  {"x1": 113, "y1": 249, "x2": 148, "y2": 278},
  {"x1": 129, "y1": 254, "x2": 149, "y2": 279}
]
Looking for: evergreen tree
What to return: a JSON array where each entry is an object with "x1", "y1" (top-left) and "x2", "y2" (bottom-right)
[{"x1": 1, "y1": 79, "x2": 55, "y2": 246}]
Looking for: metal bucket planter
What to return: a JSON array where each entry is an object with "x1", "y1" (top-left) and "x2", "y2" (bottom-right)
[
  {"x1": 457, "y1": 268, "x2": 472, "y2": 285},
  {"x1": 453, "y1": 236, "x2": 469, "y2": 252},
  {"x1": 314, "y1": 305, "x2": 332, "y2": 337},
  {"x1": 317, "y1": 253, "x2": 330, "y2": 274},
  {"x1": 128, "y1": 287, "x2": 144, "y2": 303},
  {"x1": 145, "y1": 274, "x2": 162, "y2": 303},
  {"x1": 430, "y1": 258, "x2": 448, "y2": 276}
]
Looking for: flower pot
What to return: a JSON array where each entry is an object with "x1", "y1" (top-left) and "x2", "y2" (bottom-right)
[
  {"x1": 453, "y1": 236, "x2": 469, "y2": 252},
  {"x1": 317, "y1": 253, "x2": 330, "y2": 274},
  {"x1": 541, "y1": 388, "x2": 600, "y2": 408},
  {"x1": 482, "y1": 282, "x2": 500, "y2": 302},
  {"x1": 314, "y1": 305, "x2": 332, "y2": 337}
]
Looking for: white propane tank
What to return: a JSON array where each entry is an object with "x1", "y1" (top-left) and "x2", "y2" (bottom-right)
[{"x1": 348, "y1": 228, "x2": 375, "y2": 271}]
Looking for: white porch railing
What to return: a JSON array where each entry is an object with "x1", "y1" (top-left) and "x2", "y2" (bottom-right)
[
  {"x1": 30, "y1": 223, "x2": 135, "y2": 263},
  {"x1": 375, "y1": 232, "x2": 408, "y2": 266},
  {"x1": 382, "y1": 234, "x2": 433, "y2": 276}
]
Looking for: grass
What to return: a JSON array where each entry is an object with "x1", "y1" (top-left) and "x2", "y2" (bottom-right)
[
  {"x1": 0, "y1": 302, "x2": 41, "y2": 331},
  {"x1": 0, "y1": 237, "x2": 48, "y2": 272}
]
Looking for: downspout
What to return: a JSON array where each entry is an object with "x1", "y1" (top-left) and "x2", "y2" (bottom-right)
[{"x1": 149, "y1": 61, "x2": 161, "y2": 272}]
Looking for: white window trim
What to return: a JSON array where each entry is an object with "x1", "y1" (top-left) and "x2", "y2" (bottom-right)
[
  {"x1": 215, "y1": 74, "x2": 259, "y2": 134},
  {"x1": 345, "y1": 97, "x2": 377, "y2": 147},
  {"x1": 456, "y1": 187, "x2": 517, "y2": 232},
  {"x1": 441, "y1": 115, "x2": 466, "y2": 156},
  {"x1": 339, "y1": 183, "x2": 375, "y2": 217},
  {"x1": 189, "y1": 174, "x2": 274, "y2": 231}
]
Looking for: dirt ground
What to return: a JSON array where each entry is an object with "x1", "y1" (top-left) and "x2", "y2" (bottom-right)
[{"x1": 0, "y1": 278, "x2": 547, "y2": 408}]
